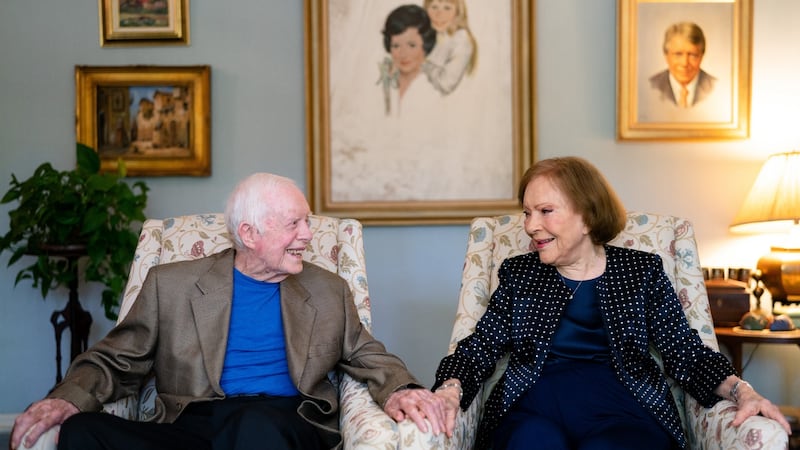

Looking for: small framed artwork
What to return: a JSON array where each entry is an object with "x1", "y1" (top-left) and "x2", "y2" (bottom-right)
[
  {"x1": 617, "y1": 0, "x2": 752, "y2": 140},
  {"x1": 75, "y1": 65, "x2": 211, "y2": 176},
  {"x1": 98, "y1": 0, "x2": 190, "y2": 46},
  {"x1": 305, "y1": 0, "x2": 536, "y2": 224}
]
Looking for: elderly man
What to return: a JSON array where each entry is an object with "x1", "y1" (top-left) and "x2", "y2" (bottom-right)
[
  {"x1": 649, "y1": 21, "x2": 716, "y2": 108},
  {"x1": 11, "y1": 173, "x2": 447, "y2": 450}
]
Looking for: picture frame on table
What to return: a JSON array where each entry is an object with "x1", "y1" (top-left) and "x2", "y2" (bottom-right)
[
  {"x1": 75, "y1": 65, "x2": 211, "y2": 176},
  {"x1": 98, "y1": 0, "x2": 190, "y2": 46},
  {"x1": 304, "y1": 0, "x2": 536, "y2": 224},
  {"x1": 617, "y1": 0, "x2": 752, "y2": 140}
]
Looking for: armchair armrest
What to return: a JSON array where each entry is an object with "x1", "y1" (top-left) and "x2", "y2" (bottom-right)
[
  {"x1": 18, "y1": 425, "x2": 58, "y2": 450},
  {"x1": 686, "y1": 396, "x2": 788, "y2": 449},
  {"x1": 338, "y1": 373, "x2": 400, "y2": 448}
]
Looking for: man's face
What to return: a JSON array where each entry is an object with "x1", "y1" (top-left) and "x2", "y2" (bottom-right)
[
  {"x1": 664, "y1": 35, "x2": 704, "y2": 85},
  {"x1": 249, "y1": 186, "x2": 312, "y2": 283}
]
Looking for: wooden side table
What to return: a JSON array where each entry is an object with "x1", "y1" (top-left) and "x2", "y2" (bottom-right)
[{"x1": 714, "y1": 326, "x2": 800, "y2": 374}]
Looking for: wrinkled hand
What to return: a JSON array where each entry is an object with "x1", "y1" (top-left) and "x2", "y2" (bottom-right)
[
  {"x1": 383, "y1": 388, "x2": 450, "y2": 437},
  {"x1": 10, "y1": 398, "x2": 78, "y2": 450},
  {"x1": 433, "y1": 385, "x2": 461, "y2": 438},
  {"x1": 732, "y1": 386, "x2": 792, "y2": 434}
]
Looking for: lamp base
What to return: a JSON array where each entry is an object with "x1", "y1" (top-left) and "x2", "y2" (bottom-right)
[{"x1": 757, "y1": 247, "x2": 800, "y2": 303}]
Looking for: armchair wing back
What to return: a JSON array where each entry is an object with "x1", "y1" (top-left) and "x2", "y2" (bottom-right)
[
  {"x1": 22, "y1": 213, "x2": 402, "y2": 450},
  {"x1": 426, "y1": 212, "x2": 788, "y2": 450}
]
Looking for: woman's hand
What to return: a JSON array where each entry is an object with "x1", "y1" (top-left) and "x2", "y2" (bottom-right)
[
  {"x1": 433, "y1": 378, "x2": 462, "y2": 438},
  {"x1": 718, "y1": 376, "x2": 792, "y2": 434}
]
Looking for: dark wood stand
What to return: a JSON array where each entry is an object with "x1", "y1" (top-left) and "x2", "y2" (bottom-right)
[{"x1": 38, "y1": 245, "x2": 93, "y2": 383}]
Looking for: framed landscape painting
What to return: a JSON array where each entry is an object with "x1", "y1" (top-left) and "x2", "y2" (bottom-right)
[
  {"x1": 617, "y1": 0, "x2": 752, "y2": 140},
  {"x1": 99, "y1": 0, "x2": 190, "y2": 46},
  {"x1": 305, "y1": 0, "x2": 536, "y2": 224},
  {"x1": 75, "y1": 65, "x2": 211, "y2": 176}
]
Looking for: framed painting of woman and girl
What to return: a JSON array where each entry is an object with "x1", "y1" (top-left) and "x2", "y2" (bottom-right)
[{"x1": 305, "y1": 0, "x2": 535, "y2": 224}]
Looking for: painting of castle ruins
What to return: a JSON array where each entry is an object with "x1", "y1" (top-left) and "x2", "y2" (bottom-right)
[{"x1": 96, "y1": 85, "x2": 192, "y2": 158}]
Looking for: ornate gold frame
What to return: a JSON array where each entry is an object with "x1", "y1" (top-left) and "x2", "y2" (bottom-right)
[
  {"x1": 617, "y1": 0, "x2": 752, "y2": 140},
  {"x1": 304, "y1": 0, "x2": 536, "y2": 225},
  {"x1": 75, "y1": 65, "x2": 211, "y2": 176},
  {"x1": 98, "y1": 0, "x2": 189, "y2": 46}
]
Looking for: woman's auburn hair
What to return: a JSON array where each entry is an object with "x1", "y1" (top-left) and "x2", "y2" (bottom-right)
[{"x1": 517, "y1": 157, "x2": 627, "y2": 245}]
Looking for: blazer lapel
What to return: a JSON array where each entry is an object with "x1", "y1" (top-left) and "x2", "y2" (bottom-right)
[
  {"x1": 190, "y1": 249, "x2": 235, "y2": 394},
  {"x1": 280, "y1": 274, "x2": 316, "y2": 388}
]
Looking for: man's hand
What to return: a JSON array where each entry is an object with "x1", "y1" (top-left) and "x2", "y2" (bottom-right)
[
  {"x1": 383, "y1": 388, "x2": 450, "y2": 437},
  {"x1": 10, "y1": 398, "x2": 78, "y2": 450}
]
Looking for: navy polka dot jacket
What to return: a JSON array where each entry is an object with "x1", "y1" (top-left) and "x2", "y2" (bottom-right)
[{"x1": 434, "y1": 245, "x2": 735, "y2": 449}]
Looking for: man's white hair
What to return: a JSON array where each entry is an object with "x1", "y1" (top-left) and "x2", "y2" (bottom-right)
[{"x1": 224, "y1": 173, "x2": 299, "y2": 249}]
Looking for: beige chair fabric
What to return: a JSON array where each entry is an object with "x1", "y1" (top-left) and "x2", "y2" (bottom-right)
[
  {"x1": 21, "y1": 213, "x2": 402, "y2": 450},
  {"x1": 395, "y1": 212, "x2": 789, "y2": 449}
]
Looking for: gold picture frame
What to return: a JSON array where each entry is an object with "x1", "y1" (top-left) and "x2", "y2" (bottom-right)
[
  {"x1": 305, "y1": 0, "x2": 535, "y2": 225},
  {"x1": 99, "y1": 0, "x2": 189, "y2": 46},
  {"x1": 617, "y1": 0, "x2": 752, "y2": 140},
  {"x1": 75, "y1": 65, "x2": 211, "y2": 176}
]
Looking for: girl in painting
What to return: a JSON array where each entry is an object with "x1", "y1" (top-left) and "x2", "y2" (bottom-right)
[
  {"x1": 378, "y1": 4, "x2": 438, "y2": 116},
  {"x1": 423, "y1": 0, "x2": 477, "y2": 95}
]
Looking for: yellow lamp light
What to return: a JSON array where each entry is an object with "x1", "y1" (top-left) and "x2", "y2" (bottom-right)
[{"x1": 730, "y1": 151, "x2": 800, "y2": 303}]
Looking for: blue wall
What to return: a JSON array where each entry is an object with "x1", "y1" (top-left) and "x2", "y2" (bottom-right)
[{"x1": 2, "y1": 0, "x2": 800, "y2": 414}]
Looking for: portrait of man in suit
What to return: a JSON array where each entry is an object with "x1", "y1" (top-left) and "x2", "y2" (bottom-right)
[
  {"x1": 649, "y1": 22, "x2": 715, "y2": 108},
  {"x1": 624, "y1": 1, "x2": 747, "y2": 136}
]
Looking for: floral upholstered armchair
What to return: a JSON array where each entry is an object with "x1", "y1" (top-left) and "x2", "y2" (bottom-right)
[
  {"x1": 21, "y1": 213, "x2": 405, "y2": 450},
  {"x1": 395, "y1": 212, "x2": 789, "y2": 450}
]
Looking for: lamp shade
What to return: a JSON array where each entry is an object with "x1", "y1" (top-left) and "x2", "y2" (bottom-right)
[{"x1": 729, "y1": 151, "x2": 800, "y2": 235}]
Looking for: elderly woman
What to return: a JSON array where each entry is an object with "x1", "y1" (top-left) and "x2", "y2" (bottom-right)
[{"x1": 432, "y1": 157, "x2": 790, "y2": 449}]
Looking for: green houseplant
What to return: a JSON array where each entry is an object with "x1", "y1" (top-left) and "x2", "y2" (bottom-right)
[{"x1": 0, "y1": 143, "x2": 149, "y2": 320}]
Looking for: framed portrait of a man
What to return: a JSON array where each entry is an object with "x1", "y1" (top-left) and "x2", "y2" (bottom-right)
[
  {"x1": 305, "y1": 0, "x2": 535, "y2": 224},
  {"x1": 617, "y1": 0, "x2": 752, "y2": 140}
]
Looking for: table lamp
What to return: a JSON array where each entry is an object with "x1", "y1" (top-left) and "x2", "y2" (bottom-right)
[{"x1": 729, "y1": 151, "x2": 800, "y2": 304}]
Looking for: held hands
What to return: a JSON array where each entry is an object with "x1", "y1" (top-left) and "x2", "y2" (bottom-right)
[
  {"x1": 383, "y1": 387, "x2": 452, "y2": 438},
  {"x1": 10, "y1": 398, "x2": 78, "y2": 450}
]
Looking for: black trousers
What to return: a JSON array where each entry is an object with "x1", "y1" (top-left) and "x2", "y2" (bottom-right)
[
  {"x1": 493, "y1": 359, "x2": 678, "y2": 450},
  {"x1": 57, "y1": 395, "x2": 326, "y2": 450}
]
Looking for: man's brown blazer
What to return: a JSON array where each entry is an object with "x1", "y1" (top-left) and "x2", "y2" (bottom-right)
[{"x1": 49, "y1": 248, "x2": 419, "y2": 447}]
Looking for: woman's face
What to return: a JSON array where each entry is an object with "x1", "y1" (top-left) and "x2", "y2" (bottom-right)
[
  {"x1": 427, "y1": 0, "x2": 457, "y2": 32},
  {"x1": 390, "y1": 27, "x2": 426, "y2": 76},
  {"x1": 521, "y1": 176, "x2": 591, "y2": 268}
]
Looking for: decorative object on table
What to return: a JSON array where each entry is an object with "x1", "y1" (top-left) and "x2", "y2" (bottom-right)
[
  {"x1": 739, "y1": 310, "x2": 770, "y2": 331},
  {"x1": 616, "y1": 0, "x2": 753, "y2": 140},
  {"x1": 706, "y1": 278, "x2": 751, "y2": 327},
  {"x1": 770, "y1": 314, "x2": 797, "y2": 331},
  {"x1": 730, "y1": 151, "x2": 800, "y2": 304},
  {"x1": 98, "y1": 0, "x2": 190, "y2": 47},
  {"x1": 75, "y1": 65, "x2": 211, "y2": 176},
  {"x1": 0, "y1": 143, "x2": 149, "y2": 381}
]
